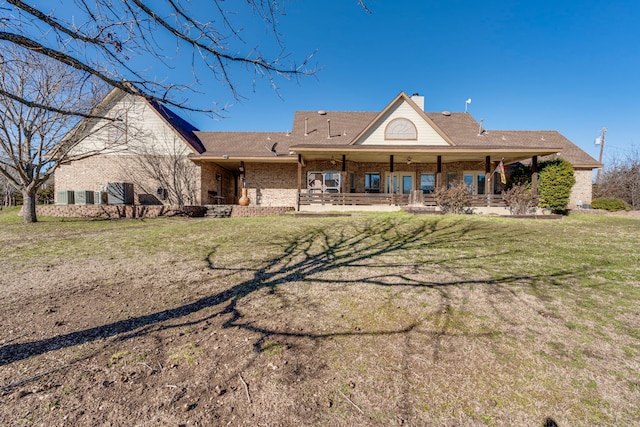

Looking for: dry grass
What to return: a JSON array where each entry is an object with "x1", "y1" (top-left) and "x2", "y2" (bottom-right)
[{"x1": 0, "y1": 210, "x2": 638, "y2": 425}]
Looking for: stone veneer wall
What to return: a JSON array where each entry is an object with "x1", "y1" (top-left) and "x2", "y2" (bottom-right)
[
  {"x1": 33, "y1": 204, "x2": 293, "y2": 218},
  {"x1": 230, "y1": 206, "x2": 294, "y2": 217}
]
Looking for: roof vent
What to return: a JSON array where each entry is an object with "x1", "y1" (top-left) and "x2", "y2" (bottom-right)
[
  {"x1": 317, "y1": 110, "x2": 327, "y2": 115},
  {"x1": 442, "y1": 111, "x2": 451, "y2": 116}
]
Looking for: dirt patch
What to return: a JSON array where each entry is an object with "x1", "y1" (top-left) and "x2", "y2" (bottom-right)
[{"x1": 0, "y1": 214, "x2": 638, "y2": 425}]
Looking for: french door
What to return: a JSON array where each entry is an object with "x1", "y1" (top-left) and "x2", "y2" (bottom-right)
[{"x1": 385, "y1": 172, "x2": 414, "y2": 194}]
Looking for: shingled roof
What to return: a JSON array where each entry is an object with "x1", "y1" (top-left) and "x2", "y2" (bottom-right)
[
  {"x1": 146, "y1": 100, "x2": 205, "y2": 154},
  {"x1": 183, "y1": 92, "x2": 599, "y2": 168}
]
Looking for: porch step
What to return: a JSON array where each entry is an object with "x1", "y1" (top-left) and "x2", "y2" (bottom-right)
[
  {"x1": 402, "y1": 206, "x2": 442, "y2": 215},
  {"x1": 204, "y1": 204, "x2": 233, "y2": 218}
]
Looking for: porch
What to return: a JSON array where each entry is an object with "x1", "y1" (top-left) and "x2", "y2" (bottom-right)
[{"x1": 298, "y1": 191, "x2": 508, "y2": 213}]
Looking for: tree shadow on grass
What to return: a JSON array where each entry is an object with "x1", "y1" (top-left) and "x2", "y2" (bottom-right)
[{"x1": 0, "y1": 216, "x2": 581, "y2": 372}]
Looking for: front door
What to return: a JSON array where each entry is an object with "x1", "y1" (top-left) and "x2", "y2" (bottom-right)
[{"x1": 385, "y1": 172, "x2": 414, "y2": 194}]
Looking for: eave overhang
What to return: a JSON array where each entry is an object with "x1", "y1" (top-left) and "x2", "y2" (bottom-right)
[{"x1": 288, "y1": 145, "x2": 563, "y2": 164}]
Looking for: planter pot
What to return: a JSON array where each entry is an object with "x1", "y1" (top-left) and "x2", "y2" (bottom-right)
[{"x1": 238, "y1": 188, "x2": 251, "y2": 206}]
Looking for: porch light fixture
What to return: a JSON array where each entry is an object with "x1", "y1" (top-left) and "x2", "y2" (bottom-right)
[
  {"x1": 407, "y1": 157, "x2": 412, "y2": 165},
  {"x1": 239, "y1": 166, "x2": 244, "y2": 172}
]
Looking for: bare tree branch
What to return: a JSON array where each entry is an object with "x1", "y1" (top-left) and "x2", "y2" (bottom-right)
[
  {"x1": 0, "y1": 46, "x2": 116, "y2": 222},
  {"x1": 1, "y1": 0, "x2": 325, "y2": 115}
]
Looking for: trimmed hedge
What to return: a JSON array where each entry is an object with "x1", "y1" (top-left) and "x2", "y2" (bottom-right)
[{"x1": 591, "y1": 198, "x2": 629, "y2": 212}]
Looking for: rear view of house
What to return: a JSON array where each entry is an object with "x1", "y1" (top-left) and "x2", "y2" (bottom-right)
[{"x1": 56, "y1": 90, "x2": 600, "y2": 212}]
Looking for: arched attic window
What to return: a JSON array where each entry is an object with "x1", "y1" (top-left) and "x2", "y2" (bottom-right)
[{"x1": 385, "y1": 118, "x2": 417, "y2": 140}]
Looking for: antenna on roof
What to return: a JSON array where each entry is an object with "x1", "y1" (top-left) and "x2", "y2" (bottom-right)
[
  {"x1": 264, "y1": 142, "x2": 278, "y2": 156},
  {"x1": 465, "y1": 98, "x2": 471, "y2": 113}
]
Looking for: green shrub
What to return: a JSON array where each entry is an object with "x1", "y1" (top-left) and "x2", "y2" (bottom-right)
[
  {"x1": 434, "y1": 184, "x2": 472, "y2": 214},
  {"x1": 591, "y1": 197, "x2": 629, "y2": 211},
  {"x1": 537, "y1": 159, "x2": 575, "y2": 214}
]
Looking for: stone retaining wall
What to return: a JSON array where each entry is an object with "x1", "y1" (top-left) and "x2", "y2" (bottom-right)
[
  {"x1": 33, "y1": 204, "x2": 294, "y2": 219},
  {"x1": 230, "y1": 206, "x2": 294, "y2": 217}
]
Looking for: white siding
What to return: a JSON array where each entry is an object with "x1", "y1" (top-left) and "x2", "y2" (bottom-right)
[
  {"x1": 70, "y1": 94, "x2": 192, "y2": 157},
  {"x1": 356, "y1": 100, "x2": 449, "y2": 146}
]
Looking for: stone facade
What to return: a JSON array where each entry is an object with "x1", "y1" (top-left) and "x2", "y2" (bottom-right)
[{"x1": 33, "y1": 204, "x2": 292, "y2": 219}]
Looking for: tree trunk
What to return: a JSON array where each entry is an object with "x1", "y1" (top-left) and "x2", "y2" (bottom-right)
[{"x1": 22, "y1": 189, "x2": 37, "y2": 223}]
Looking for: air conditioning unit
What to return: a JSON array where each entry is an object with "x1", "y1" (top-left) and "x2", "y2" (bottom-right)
[
  {"x1": 74, "y1": 190, "x2": 94, "y2": 205},
  {"x1": 56, "y1": 191, "x2": 75, "y2": 205},
  {"x1": 107, "y1": 182, "x2": 134, "y2": 205}
]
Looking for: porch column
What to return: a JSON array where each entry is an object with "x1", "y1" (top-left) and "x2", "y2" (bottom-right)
[
  {"x1": 297, "y1": 154, "x2": 302, "y2": 193},
  {"x1": 531, "y1": 156, "x2": 538, "y2": 197},
  {"x1": 485, "y1": 156, "x2": 491, "y2": 207},
  {"x1": 436, "y1": 155, "x2": 443, "y2": 188},
  {"x1": 341, "y1": 154, "x2": 347, "y2": 193},
  {"x1": 297, "y1": 154, "x2": 302, "y2": 211}
]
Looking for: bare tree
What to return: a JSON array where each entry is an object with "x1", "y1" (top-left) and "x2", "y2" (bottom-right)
[
  {"x1": 0, "y1": 47, "x2": 115, "y2": 222},
  {"x1": 0, "y1": 0, "x2": 327, "y2": 116},
  {"x1": 123, "y1": 132, "x2": 200, "y2": 207},
  {"x1": 595, "y1": 148, "x2": 640, "y2": 209},
  {"x1": 0, "y1": 173, "x2": 17, "y2": 207}
]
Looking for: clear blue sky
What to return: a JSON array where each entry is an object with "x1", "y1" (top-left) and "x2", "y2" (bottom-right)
[
  {"x1": 45, "y1": 1, "x2": 639, "y2": 166},
  {"x1": 179, "y1": 0, "x2": 639, "y2": 167}
]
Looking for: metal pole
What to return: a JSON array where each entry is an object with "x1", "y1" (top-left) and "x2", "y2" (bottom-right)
[{"x1": 596, "y1": 127, "x2": 607, "y2": 185}]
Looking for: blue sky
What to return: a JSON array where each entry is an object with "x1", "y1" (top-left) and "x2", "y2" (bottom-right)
[
  {"x1": 43, "y1": 1, "x2": 639, "y2": 166},
  {"x1": 177, "y1": 0, "x2": 639, "y2": 167}
]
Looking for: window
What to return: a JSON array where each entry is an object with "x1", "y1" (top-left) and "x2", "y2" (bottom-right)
[
  {"x1": 365, "y1": 173, "x2": 380, "y2": 193},
  {"x1": 307, "y1": 171, "x2": 341, "y2": 193},
  {"x1": 349, "y1": 172, "x2": 356, "y2": 193},
  {"x1": 446, "y1": 171, "x2": 458, "y2": 188},
  {"x1": 463, "y1": 171, "x2": 487, "y2": 195},
  {"x1": 420, "y1": 173, "x2": 436, "y2": 194},
  {"x1": 385, "y1": 118, "x2": 417, "y2": 140}
]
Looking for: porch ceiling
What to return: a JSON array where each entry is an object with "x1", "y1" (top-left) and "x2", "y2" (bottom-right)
[
  {"x1": 291, "y1": 145, "x2": 563, "y2": 165},
  {"x1": 190, "y1": 146, "x2": 563, "y2": 166}
]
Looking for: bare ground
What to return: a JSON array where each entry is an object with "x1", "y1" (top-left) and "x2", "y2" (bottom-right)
[{"x1": 0, "y1": 214, "x2": 639, "y2": 426}]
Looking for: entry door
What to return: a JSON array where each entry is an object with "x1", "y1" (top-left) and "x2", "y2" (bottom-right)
[
  {"x1": 463, "y1": 171, "x2": 486, "y2": 195},
  {"x1": 385, "y1": 172, "x2": 414, "y2": 194}
]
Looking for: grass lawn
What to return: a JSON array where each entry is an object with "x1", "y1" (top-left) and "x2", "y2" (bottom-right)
[{"x1": 0, "y1": 207, "x2": 639, "y2": 425}]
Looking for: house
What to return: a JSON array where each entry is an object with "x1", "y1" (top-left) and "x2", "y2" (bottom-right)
[{"x1": 55, "y1": 89, "x2": 601, "y2": 212}]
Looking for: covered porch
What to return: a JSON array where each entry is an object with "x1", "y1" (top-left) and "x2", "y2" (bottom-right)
[{"x1": 292, "y1": 146, "x2": 556, "y2": 211}]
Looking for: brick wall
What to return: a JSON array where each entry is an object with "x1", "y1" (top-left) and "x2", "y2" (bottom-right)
[
  {"x1": 56, "y1": 154, "x2": 202, "y2": 205},
  {"x1": 244, "y1": 163, "x2": 298, "y2": 207},
  {"x1": 569, "y1": 169, "x2": 594, "y2": 208}
]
